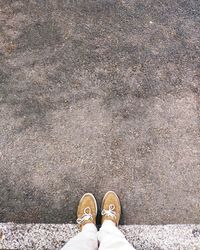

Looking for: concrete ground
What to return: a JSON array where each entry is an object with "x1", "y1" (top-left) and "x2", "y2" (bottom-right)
[
  {"x1": 1, "y1": 223, "x2": 200, "y2": 250},
  {"x1": 0, "y1": 0, "x2": 199, "y2": 225}
]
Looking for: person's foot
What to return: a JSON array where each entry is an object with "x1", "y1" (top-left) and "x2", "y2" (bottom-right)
[
  {"x1": 76, "y1": 193, "x2": 97, "y2": 230},
  {"x1": 101, "y1": 191, "x2": 121, "y2": 226}
]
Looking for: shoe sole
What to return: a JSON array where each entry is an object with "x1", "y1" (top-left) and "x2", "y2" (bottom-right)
[{"x1": 80, "y1": 193, "x2": 98, "y2": 216}]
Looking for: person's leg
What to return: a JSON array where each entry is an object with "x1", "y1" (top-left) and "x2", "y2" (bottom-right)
[
  {"x1": 61, "y1": 223, "x2": 98, "y2": 250},
  {"x1": 97, "y1": 191, "x2": 135, "y2": 250},
  {"x1": 98, "y1": 220, "x2": 134, "y2": 250},
  {"x1": 61, "y1": 193, "x2": 98, "y2": 250}
]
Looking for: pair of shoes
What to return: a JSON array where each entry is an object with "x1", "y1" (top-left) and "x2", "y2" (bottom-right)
[{"x1": 76, "y1": 191, "x2": 121, "y2": 230}]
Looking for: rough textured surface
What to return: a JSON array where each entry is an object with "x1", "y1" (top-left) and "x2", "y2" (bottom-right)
[
  {"x1": 0, "y1": 223, "x2": 200, "y2": 250},
  {"x1": 0, "y1": 0, "x2": 200, "y2": 224}
]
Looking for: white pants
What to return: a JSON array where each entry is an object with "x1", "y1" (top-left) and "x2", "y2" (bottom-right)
[{"x1": 61, "y1": 220, "x2": 135, "y2": 250}]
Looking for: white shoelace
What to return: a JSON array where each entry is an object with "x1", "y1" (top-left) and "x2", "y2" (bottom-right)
[
  {"x1": 101, "y1": 204, "x2": 117, "y2": 219},
  {"x1": 76, "y1": 207, "x2": 93, "y2": 225}
]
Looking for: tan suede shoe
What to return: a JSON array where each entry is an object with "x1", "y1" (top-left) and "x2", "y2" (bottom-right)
[
  {"x1": 101, "y1": 191, "x2": 121, "y2": 226},
  {"x1": 76, "y1": 193, "x2": 97, "y2": 230}
]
